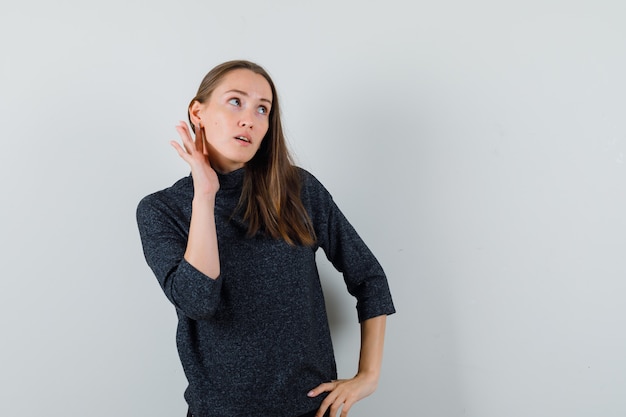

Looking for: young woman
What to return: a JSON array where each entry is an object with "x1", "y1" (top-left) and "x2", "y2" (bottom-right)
[{"x1": 136, "y1": 60, "x2": 395, "y2": 417}]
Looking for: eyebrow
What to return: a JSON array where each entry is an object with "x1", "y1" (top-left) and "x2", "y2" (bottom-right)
[{"x1": 225, "y1": 89, "x2": 272, "y2": 105}]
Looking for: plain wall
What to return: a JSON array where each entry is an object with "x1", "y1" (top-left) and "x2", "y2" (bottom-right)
[{"x1": 1, "y1": 1, "x2": 625, "y2": 416}]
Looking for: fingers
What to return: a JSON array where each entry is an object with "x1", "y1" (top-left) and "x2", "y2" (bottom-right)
[
  {"x1": 170, "y1": 140, "x2": 187, "y2": 160},
  {"x1": 317, "y1": 389, "x2": 342, "y2": 417},
  {"x1": 307, "y1": 381, "x2": 335, "y2": 398},
  {"x1": 309, "y1": 378, "x2": 371, "y2": 417},
  {"x1": 175, "y1": 121, "x2": 194, "y2": 154},
  {"x1": 309, "y1": 381, "x2": 341, "y2": 417},
  {"x1": 174, "y1": 121, "x2": 207, "y2": 160},
  {"x1": 318, "y1": 391, "x2": 354, "y2": 417}
]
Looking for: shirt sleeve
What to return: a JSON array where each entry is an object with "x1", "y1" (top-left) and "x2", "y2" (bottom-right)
[
  {"x1": 136, "y1": 193, "x2": 223, "y2": 320},
  {"x1": 305, "y1": 172, "x2": 396, "y2": 322}
]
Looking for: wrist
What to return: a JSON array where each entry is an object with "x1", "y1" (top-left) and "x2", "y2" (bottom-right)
[
  {"x1": 192, "y1": 194, "x2": 216, "y2": 206},
  {"x1": 355, "y1": 369, "x2": 380, "y2": 384}
]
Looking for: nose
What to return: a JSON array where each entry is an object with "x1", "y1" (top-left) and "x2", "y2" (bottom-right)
[{"x1": 238, "y1": 110, "x2": 255, "y2": 129}]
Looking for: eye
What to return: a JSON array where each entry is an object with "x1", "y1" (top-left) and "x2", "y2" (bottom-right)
[
  {"x1": 228, "y1": 98, "x2": 241, "y2": 106},
  {"x1": 257, "y1": 105, "x2": 269, "y2": 115}
]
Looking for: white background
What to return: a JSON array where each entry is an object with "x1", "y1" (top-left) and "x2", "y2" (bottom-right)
[{"x1": 1, "y1": 1, "x2": 625, "y2": 416}]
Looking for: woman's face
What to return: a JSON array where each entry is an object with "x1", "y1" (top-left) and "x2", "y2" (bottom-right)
[{"x1": 190, "y1": 69, "x2": 273, "y2": 173}]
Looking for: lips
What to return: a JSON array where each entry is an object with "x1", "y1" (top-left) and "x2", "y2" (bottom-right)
[{"x1": 235, "y1": 135, "x2": 251, "y2": 143}]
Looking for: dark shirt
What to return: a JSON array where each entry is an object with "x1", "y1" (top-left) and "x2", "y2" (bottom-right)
[{"x1": 137, "y1": 167, "x2": 395, "y2": 417}]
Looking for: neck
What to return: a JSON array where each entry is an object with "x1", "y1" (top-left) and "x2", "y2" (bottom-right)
[{"x1": 209, "y1": 156, "x2": 244, "y2": 174}]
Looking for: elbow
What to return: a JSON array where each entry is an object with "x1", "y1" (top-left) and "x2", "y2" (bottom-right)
[
  {"x1": 181, "y1": 303, "x2": 219, "y2": 321},
  {"x1": 172, "y1": 280, "x2": 222, "y2": 320},
  {"x1": 166, "y1": 267, "x2": 223, "y2": 320}
]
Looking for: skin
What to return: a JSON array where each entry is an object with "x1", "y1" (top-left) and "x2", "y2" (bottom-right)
[
  {"x1": 187, "y1": 68, "x2": 272, "y2": 174},
  {"x1": 308, "y1": 315, "x2": 387, "y2": 417},
  {"x1": 171, "y1": 68, "x2": 387, "y2": 417}
]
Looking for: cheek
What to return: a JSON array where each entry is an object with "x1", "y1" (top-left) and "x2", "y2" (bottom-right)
[
  {"x1": 206, "y1": 113, "x2": 219, "y2": 127},
  {"x1": 201, "y1": 109, "x2": 221, "y2": 126},
  {"x1": 205, "y1": 118, "x2": 221, "y2": 136},
  {"x1": 260, "y1": 121, "x2": 270, "y2": 136}
]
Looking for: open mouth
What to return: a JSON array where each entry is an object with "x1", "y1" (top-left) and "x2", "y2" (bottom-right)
[{"x1": 235, "y1": 136, "x2": 251, "y2": 143}]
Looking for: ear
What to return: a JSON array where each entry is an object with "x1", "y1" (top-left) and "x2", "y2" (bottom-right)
[{"x1": 188, "y1": 100, "x2": 204, "y2": 127}]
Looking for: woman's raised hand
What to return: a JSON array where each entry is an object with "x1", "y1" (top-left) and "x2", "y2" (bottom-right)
[
  {"x1": 171, "y1": 121, "x2": 220, "y2": 196},
  {"x1": 172, "y1": 121, "x2": 221, "y2": 278}
]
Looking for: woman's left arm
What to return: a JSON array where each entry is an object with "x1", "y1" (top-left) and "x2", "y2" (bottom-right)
[{"x1": 308, "y1": 315, "x2": 388, "y2": 417}]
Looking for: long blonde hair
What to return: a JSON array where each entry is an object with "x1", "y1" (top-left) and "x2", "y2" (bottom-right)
[{"x1": 188, "y1": 60, "x2": 316, "y2": 246}]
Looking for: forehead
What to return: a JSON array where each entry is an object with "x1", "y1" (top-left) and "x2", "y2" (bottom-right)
[{"x1": 214, "y1": 69, "x2": 273, "y2": 101}]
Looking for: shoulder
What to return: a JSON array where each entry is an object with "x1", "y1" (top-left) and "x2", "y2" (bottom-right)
[
  {"x1": 294, "y1": 166, "x2": 336, "y2": 217},
  {"x1": 295, "y1": 166, "x2": 329, "y2": 195},
  {"x1": 137, "y1": 175, "x2": 193, "y2": 220}
]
